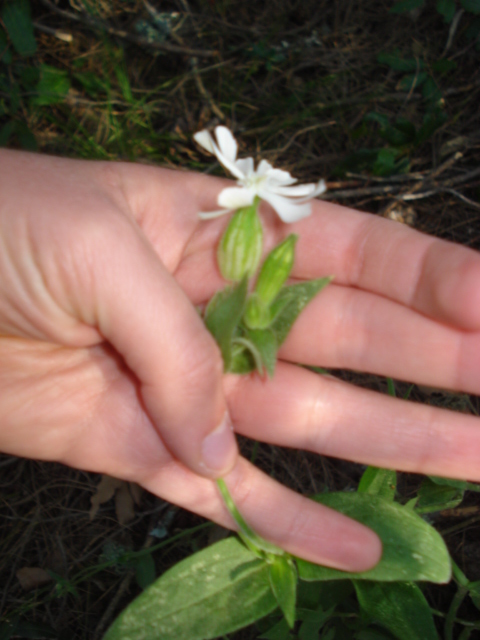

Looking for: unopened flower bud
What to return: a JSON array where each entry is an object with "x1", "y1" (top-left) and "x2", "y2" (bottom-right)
[
  {"x1": 254, "y1": 234, "x2": 298, "y2": 307},
  {"x1": 217, "y1": 203, "x2": 263, "y2": 282},
  {"x1": 244, "y1": 293, "x2": 271, "y2": 330}
]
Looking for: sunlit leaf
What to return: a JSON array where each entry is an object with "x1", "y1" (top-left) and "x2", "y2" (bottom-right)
[
  {"x1": 297, "y1": 493, "x2": 451, "y2": 583},
  {"x1": 103, "y1": 537, "x2": 277, "y2": 640}
]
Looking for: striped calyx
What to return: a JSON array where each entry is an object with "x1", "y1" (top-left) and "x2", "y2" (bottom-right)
[{"x1": 217, "y1": 201, "x2": 263, "y2": 282}]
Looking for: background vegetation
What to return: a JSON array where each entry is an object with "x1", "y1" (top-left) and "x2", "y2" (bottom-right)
[{"x1": 0, "y1": 0, "x2": 480, "y2": 638}]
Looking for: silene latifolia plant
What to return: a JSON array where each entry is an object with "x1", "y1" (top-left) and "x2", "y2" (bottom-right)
[{"x1": 104, "y1": 128, "x2": 453, "y2": 640}]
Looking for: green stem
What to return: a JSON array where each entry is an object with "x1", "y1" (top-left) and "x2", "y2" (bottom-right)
[
  {"x1": 445, "y1": 585, "x2": 469, "y2": 640},
  {"x1": 216, "y1": 477, "x2": 285, "y2": 556}
]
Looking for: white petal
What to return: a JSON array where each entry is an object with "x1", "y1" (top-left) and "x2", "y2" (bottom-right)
[
  {"x1": 198, "y1": 208, "x2": 231, "y2": 220},
  {"x1": 264, "y1": 167, "x2": 297, "y2": 186},
  {"x1": 295, "y1": 179, "x2": 327, "y2": 203},
  {"x1": 218, "y1": 186, "x2": 256, "y2": 209},
  {"x1": 235, "y1": 157, "x2": 254, "y2": 177},
  {"x1": 256, "y1": 159, "x2": 274, "y2": 177},
  {"x1": 260, "y1": 190, "x2": 312, "y2": 223},
  {"x1": 214, "y1": 126, "x2": 238, "y2": 163},
  {"x1": 210, "y1": 142, "x2": 245, "y2": 180},
  {"x1": 194, "y1": 130, "x2": 215, "y2": 154},
  {"x1": 266, "y1": 183, "x2": 317, "y2": 197}
]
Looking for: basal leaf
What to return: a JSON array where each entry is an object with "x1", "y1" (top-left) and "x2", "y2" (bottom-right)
[
  {"x1": 204, "y1": 277, "x2": 248, "y2": 370},
  {"x1": 103, "y1": 537, "x2": 277, "y2": 640},
  {"x1": 296, "y1": 493, "x2": 451, "y2": 583},
  {"x1": 270, "y1": 278, "x2": 332, "y2": 347},
  {"x1": 268, "y1": 555, "x2": 297, "y2": 628},
  {"x1": 1, "y1": 0, "x2": 36, "y2": 58},
  {"x1": 358, "y1": 467, "x2": 397, "y2": 501},
  {"x1": 354, "y1": 582, "x2": 438, "y2": 640}
]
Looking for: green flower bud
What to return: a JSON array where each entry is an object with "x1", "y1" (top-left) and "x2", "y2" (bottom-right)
[
  {"x1": 254, "y1": 234, "x2": 298, "y2": 307},
  {"x1": 244, "y1": 293, "x2": 271, "y2": 330},
  {"x1": 217, "y1": 202, "x2": 263, "y2": 282}
]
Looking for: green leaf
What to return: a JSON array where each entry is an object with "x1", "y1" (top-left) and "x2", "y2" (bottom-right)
[
  {"x1": 461, "y1": 0, "x2": 480, "y2": 13},
  {"x1": 468, "y1": 580, "x2": 480, "y2": 610},
  {"x1": 0, "y1": 120, "x2": 16, "y2": 147},
  {"x1": 0, "y1": 29, "x2": 13, "y2": 64},
  {"x1": 354, "y1": 582, "x2": 438, "y2": 640},
  {"x1": 33, "y1": 65, "x2": 71, "y2": 106},
  {"x1": 421, "y1": 76, "x2": 442, "y2": 104},
  {"x1": 297, "y1": 579, "x2": 353, "y2": 611},
  {"x1": 377, "y1": 51, "x2": 423, "y2": 72},
  {"x1": 258, "y1": 618, "x2": 292, "y2": 639},
  {"x1": 268, "y1": 555, "x2": 297, "y2": 629},
  {"x1": 437, "y1": 0, "x2": 457, "y2": 22},
  {"x1": 134, "y1": 553, "x2": 156, "y2": 590},
  {"x1": 296, "y1": 493, "x2": 451, "y2": 583},
  {"x1": 431, "y1": 59, "x2": 457, "y2": 72},
  {"x1": 415, "y1": 477, "x2": 464, "y2": 514},
  {"x1": 204, "y1": 276, "x2": 248, "y2": 370},
  {"x1": 373, "y1": 148, "x2": 399, "y2": 176},
  {"x1": 390, "y1": 0, "x2": 425, "y2": 13},
  {"x1": 244, "y1": 328, "x2": 278, "y2": 377},
  {"x1": 1, "y1": 0, "x2": 36, "y2": 57},
  {"x1": 416, "y1": 110, "x2": 448, "y2": 145},
  {"x1": 429, "y1": 476, "x2": 468, "y2": 491},
  {"x1": 298, "y1": 605, "x2": 335, "y2": 640},
  {"x1": 16, "y1": 121, "x2": 37, "y2": 151},
  {"x1": 103, "y1": 538, "x2": 277, "y2": 640},
  {"x1": 399, "y1": 71, "x2": 428, "y2": 91},
  {"x1": 358, "y1": 467, "x2": 397, "y2": 501},
  {"x1": 269, "y1": 278, "x2": 332, "y2": 347}
]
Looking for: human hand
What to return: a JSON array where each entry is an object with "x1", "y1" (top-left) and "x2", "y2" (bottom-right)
[{"x1": 2, "y1": 150, "x2": 480, "y2": 573}]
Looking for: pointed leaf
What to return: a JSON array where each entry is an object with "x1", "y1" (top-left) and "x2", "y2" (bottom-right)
[
  {"x1": 270, "y1": 278, "x2": 332, "y2": 346},
  {"x1": 204, "y1": 277, "x2": 248, "y2": 370},
  {"x1": 296, "y1": 493, "x2": 451, "y2": 583},
  {"x1": 1, "y1": 0, "x2": 36, "y2": 57},
  {"x1": 103, "y1": 537, "x2": 277, "y2": 640},
  {"x1": 268, "y1": 555, "x2": 297, "y2": 628},
  {"x1": 354, "y1": 582, "x2": 438, "y2": 640},
  {"x1": 358, "y1": 467, "x2": 397, "y2": 501}
]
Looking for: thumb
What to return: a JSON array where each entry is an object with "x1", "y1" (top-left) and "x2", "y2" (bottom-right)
[{"x1": 89, "y1": 217, "x2": 238, "y2": 478}]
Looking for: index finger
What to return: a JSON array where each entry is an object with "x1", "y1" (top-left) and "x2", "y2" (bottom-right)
[{"x1": 286, "y1": 200, "x2": 480, "y2": 331}]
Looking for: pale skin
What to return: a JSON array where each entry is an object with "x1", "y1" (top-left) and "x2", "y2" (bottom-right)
[{"x1": 2, "y1": 150, "x2": 480, "y2": 574}]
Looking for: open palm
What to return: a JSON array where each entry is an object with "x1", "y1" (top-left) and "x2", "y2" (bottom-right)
[{"x1": 2, "y1": 149, "x2": 480, "y2": 572}]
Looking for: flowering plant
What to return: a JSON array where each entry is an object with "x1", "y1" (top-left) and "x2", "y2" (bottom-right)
[
  {"x1": 197, "y1": 126, "x2": 332, "y2": 380},
  {"x1": 103, "y1": 128, "x2": 452, "y2": 640}
]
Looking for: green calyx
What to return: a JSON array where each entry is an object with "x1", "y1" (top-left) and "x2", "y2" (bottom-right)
[
  {"x1": 244, "y1": 234, "x2": 298, "y2": 330},
  {"x1": 217, "y1": 200, "x2": 263, "y2": 282}
]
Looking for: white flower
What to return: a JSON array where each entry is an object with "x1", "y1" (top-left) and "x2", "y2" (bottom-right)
[{"x1": 194, "y1": 126, "x2": 326, "y2": 223}]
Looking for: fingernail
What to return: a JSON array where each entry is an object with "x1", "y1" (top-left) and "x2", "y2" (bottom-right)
[{"x1": 202, "y1": 413, "x2": 237, "y2": 474}]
